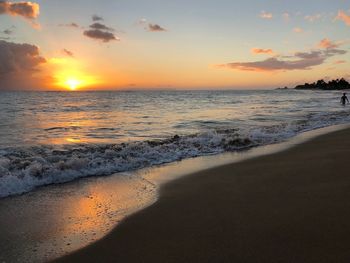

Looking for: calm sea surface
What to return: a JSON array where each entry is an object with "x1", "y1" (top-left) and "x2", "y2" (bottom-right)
[{"x1": 0, "y1": 90, "x2": 349, "y2": 197}]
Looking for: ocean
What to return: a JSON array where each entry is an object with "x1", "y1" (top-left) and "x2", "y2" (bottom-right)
[{"x1": 0, "y1": 89, "x2": 349, "y2": 198}]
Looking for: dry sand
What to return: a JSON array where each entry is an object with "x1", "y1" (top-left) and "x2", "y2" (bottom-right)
[{"x1": 55, "y1": 127, "x2": 350, "y2": 263}]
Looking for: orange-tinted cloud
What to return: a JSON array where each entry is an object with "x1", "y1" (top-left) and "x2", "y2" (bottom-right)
[
  {"x1": 318, "y1": 38, "x2": 339, "y2": 49},
  {"x1": 251, "y1": 48, "x2": 274, "y2": 55},
  {"x1": 282, "y1": 12, "x2": 290, "y2": 22},
  {"x1": 293, "y1": 27, "x2": 303, "y2": 33},
  {"x1": 334, "y1": 60, "x2": 346, "y2": 64},
  {"x1": 0, "y1": 1, "x2": 39, "y2": 19},
  {"x1": 336, "y1": 10, "x2": 350, "y2": 26},
  {"x1": 260, "y1": 11, "x2": 272, "y2": 19}
]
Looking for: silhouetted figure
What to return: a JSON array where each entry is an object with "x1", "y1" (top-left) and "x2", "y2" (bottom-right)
[{"x1": 340, "y1": 93, "x2": 349, "y2": 106}]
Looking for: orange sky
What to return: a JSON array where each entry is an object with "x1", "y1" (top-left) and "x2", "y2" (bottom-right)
[{"x1": 0, "y1": 0, "x2": 349, "y2": 90}]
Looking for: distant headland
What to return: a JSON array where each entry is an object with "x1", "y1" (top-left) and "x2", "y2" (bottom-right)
[{"x1": 294, "y1": 78, "x2": 350, "y2": 90}]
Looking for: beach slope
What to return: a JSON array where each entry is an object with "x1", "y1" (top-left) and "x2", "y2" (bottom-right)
[{"x1": 56, "y1": 128, "x2": 350, "y2": 263}]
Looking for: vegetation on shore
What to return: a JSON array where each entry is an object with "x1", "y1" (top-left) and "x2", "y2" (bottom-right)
[{"x1": 294, "y1": 78, "x2": 350, "y2": 90}]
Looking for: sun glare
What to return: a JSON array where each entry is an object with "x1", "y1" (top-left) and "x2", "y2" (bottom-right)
[
  {"x1": 50, "y1": 58, "x2": 99, "y2": 91},
  {"x1": 66, "y1": 78, "x2": 81, "y2": 90}
]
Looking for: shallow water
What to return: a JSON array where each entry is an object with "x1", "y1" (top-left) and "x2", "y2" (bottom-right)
[
  {"x1": 0, "y1": 124, "x2": 347, "y2": 263},
  {"x1": 0, "y1": 89, "x2": 349, "y2": 197}
]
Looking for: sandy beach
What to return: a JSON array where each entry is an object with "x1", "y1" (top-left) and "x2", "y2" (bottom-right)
[{"x1": 54, "y1": 127, "x2": 350, "y2": 263}]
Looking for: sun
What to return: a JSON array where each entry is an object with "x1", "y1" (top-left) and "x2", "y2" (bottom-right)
[
  {"x1": 49, "y1": 58, "x2": 99, "y2": 91},
  {"x1": 65, "y1": 78, "x2": 81, "y2": 90}
]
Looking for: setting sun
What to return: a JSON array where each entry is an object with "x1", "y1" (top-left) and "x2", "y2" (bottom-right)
[
  {"x1": 65, "y1": 78, "x2": 81, "y2": 90},
  {"x1": 48, "y1": 58, "x2": 100, "y2": 90}
]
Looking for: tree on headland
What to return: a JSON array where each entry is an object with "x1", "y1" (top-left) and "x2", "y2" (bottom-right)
[{"x1": 295, "y1": 78, "x2": 350, "y2": 90}]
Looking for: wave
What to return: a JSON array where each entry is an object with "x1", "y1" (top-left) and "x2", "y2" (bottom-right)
[{"x1": 0, "y1": 109, "x2": 349, "y2": 199}]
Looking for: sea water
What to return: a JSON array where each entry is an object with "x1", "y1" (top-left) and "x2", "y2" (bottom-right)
[{"x1": 0, "y1": 89, "x2": 349, "y2": 198}]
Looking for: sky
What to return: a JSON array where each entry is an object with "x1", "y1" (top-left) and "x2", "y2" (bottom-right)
[{"x1": 0, "y1": 0, "x2": 350, "y2": 90}]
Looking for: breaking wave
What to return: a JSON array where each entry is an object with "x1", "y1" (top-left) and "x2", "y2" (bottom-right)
[{"x1": 1, "y1": 107, "x2": 350, "y2": 198}]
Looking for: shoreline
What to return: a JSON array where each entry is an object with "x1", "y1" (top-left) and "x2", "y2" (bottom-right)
[
  {"x1": 55, "y1": 124, "x2": 350, "y2": 262},
  {"x1": 0, "y1": 124, "x2": 348, "y2": 262}
]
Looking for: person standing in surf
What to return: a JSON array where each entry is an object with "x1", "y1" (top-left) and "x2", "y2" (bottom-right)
[{"x1": 340, "y1": 93, "x2": 349, "y2": 106}]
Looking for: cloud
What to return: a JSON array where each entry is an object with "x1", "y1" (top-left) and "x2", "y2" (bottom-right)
[
  {"x1": 318, "y1": 38, "x2": 339, "y2": 49},
  {"x1": 3, "y1": 29, "x2": 12, "y2": 34},
  {"x1": 336, "y1": 10, "x2": 350, "y2": 26},
  {"x1": 92, "y1": 14, "x2": 103, "y2": 22},
  {"x1": 304, "y1": 14, "x2": 322, "y2": 22},
  {"x1": 260, "y1": 11, "x2": 273, "y2": 19},
  {"x1": 83, "y1": 18, "x2": 119, "y2": 43},
  {"x1": 0, "y1": 40, "x2": 46, "y2": 89},
  {"x1": 59, "y1": 22, "x2": 79, "y2": 28},
  {"x1": 148, "y1": 23, "x2": 166, "y2": 32},
  {"x1": 251, "y1": 48, "x2": 274, "y2": 55},
  {"x1": 0, "y1": 1, "x2": 39, "y2": 19},
  {"x1": 334, "y1": 60, "x2": 346, "y2": 64},
  {"x1": 89, "y1": 22, "x2": 113, "y2": 32},
  {"x1": 282, "y1": 12, "x2": 290, "y2": 22},
  {"x1": 0, "y1": 1, "x2": 40, "y2": 28},
  {"x1": 62, "y1": 49, "x2": 74, "y2": 57},
  {"x1": 138, "y1": 18, "x2": 147, "y2": 25},
  {"x1": 83, "y1": 29, "x2": 119, "y2": 42},
  {"x1": 218, "y1": 42, "x2": 347, "y2": 72},
  {"x1": 293, "y1": 27, "x2": 303, "y2": 33}
]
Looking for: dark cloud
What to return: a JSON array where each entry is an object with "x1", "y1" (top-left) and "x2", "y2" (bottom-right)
[
  {"x1": 83, "y1": 29, "x2": 119, "y2": 42},
  {"x1": 92, "y1": 14, "x2": 103, "y2": 22},
  {"x1": 219, "y1": 47, "x2": 347, "y2": 72},
  {"x1": 89, "y1": 22, "x2": 113, "y2": 32},
  {"x1": 0, "y1": 1, "x2": 39, "y2": 19},
  {"x1": 148, "y1": 23, "x2": 166, "y2": 32},
  {"x1": 0, "y1": 40, "x2": 45, "y2": 74},
  {"x1": 62, "y1": 49, "x2": 74, "y2": 57},
  {"x1": 0, "y1": 40, "x2": 46, "y2": 89}
]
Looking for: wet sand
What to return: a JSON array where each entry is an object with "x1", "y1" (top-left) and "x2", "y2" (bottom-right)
[{"x1": 55, "y1": 127, "x2": 350, "y2": 263}]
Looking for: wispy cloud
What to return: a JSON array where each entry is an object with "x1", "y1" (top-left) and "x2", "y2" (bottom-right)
[
  {"x1": 334, "y1": 60, "x2": 346, "y2": 64},
  {"x1": 336, "y1": 10, "x2": 350, "y2": 26},
  {"x1": 251, "y1": 48, "x2": 274, "y2": 55},
  {"x1": 293, "y1": 27, "x2": 303, "y2": 33},
  {"x1": 59, "y1": 22, "x2": 80, "y2": 28},
  {"x1": 282, "y1": 12, "x2": 290, "y2": 22},
  {"x1": 304, "y1": 14, "x2": 322, "y2": 22},
  {"x1": 217, "y1": 40, "x2": 346, "y2": 72},
  {"x1": 62, "y1": 49, "x2": 74, "y2": 57},
  {"x1": 259, "y1": 11, "x2": 273, "y2": 19},
  {"x1": 92, "y1": 14, "x2": 103, "y2": 22}
]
